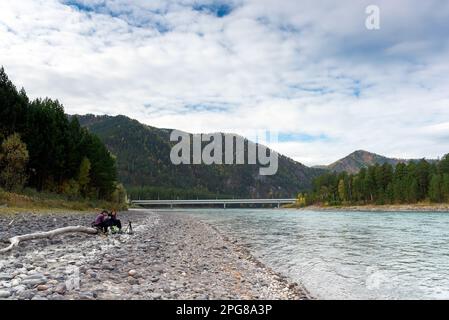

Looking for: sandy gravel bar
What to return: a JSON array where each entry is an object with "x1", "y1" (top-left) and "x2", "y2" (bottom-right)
[{"x1": 0, "y1": 210, "x2": 311, "y2": 300}]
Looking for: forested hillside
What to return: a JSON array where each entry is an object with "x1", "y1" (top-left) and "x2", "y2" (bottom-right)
[
  {"x1": 300, "y1": 157, "x2": 449, "y2": 206},
  {"x1": 0, "y1": 67, "x2": 122, "y2": 203},
  {"x1": 76, "y1": 114, "x2": 325, "y2": 199}
]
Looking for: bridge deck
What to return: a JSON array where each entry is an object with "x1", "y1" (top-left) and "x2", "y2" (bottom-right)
[{"x1": 131, "y1": 198, "x2": 296, "y2": 208}]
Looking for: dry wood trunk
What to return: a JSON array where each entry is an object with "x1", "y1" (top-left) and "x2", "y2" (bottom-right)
[{"x1": 0, "y1": 226, "x2": 98, "y2": 254}]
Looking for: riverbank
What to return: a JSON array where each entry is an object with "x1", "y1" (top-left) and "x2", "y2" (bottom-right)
[
  {"x1": 0, "y1": 189, "x2": 127, "y2": 213},
  {"x1": 0, "y1": 210, "x2": 309, "y2": 300},
  {"x1": 300, "y1": 203, "x2": 449, "y2": 212}
]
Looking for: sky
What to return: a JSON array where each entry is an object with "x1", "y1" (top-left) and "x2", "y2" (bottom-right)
[{"x1": 1, "y1": 0, "x2": 449, "y2": 166}]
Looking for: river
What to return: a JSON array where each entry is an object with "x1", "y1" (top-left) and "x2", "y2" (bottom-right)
[{"x1": 159, "y1": 208, "x2": 449, "y2": 300}]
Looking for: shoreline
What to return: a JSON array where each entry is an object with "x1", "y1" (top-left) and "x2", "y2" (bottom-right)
[
  {"x1": 296, "y1": 203, "x2": 449, "y2": 212},
  {"x1": 0, "y1": 209, "x2": 309, "y2": 300},
  {"x1": 200, "y1": 217, "x2": 313, "y2": 300}
]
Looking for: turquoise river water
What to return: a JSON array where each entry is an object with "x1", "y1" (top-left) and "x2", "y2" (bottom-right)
[{"x1": 159, "y1": 208, "x2": 449, "y2": 300}]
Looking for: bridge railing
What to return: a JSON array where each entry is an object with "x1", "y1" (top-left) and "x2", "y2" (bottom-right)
[{"x1": 130, "y1": 198, "x2": 296, "y2": 208}]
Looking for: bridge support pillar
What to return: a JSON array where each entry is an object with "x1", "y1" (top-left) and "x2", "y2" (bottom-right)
[
  {"x1": 277, "y1": 202, "x2": 280, "y2": 208},
  {"x1": 170, "y1": 204, "x2": 173, "y2": 209},
  {"x1": 224, "y1": 203, "x2": 226, "y2": 209}
]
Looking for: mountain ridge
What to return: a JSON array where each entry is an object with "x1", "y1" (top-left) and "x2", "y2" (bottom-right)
[
  {"x1": 73, "y1": 114, "x2": 437, "y2": 197},
  {"x1": 316, "y1": 150, "x2": 435, "y2": 174},
  {"x1": 74, "y1": 114, "x2": 325, "y2": 199}
]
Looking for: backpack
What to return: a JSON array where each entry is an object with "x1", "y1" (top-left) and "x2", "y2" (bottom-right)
[{"x1": 110, "y1": 226, "x2": 120, "y2": 234}]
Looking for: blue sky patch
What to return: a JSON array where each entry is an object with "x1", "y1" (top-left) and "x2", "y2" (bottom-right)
[
  {"x1": 61, "y1": 0, "x2": 170, "y2": 33},
  {"x1": 62, "y1": 0, "x2": 107, "y2": 15},
  {"x1": 278, "y1": 133, "x2": 330, "y2": 143},
  {"x1": 192, "y1": 2, "x2": 234, "y2": 18},
  {"x1": 183, "y1": 103, "x2": 231, "y2": 113}
]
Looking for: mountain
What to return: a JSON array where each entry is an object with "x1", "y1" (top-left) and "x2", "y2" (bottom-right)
[
  {"x1": 318, "y1": 150, "x2": 414, "y2": 174},
  {"x1": 74, "y1": 114, "x2": 325, "y2": 199}
]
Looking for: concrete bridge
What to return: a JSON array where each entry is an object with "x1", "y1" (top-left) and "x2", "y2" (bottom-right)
[{"x1": 131, "y1": 198, "x2": 296, "y2": 208}]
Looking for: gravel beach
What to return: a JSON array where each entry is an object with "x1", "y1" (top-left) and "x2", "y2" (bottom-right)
[{"x1": 0, "y1": 209, "x2": 311, "y2": 300}]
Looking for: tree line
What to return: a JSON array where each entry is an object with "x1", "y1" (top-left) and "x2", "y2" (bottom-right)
[
  {"x1": 127, "y1": 185, "x2": 235, "y2": 201},
  {"x1": 0, "y1": 67, "x2": 122, "y2": 201},
  {"x1": 298, "y1": 156, "x2": 449, "y2": 206}
]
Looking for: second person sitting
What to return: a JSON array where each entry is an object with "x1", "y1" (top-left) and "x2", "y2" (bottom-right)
[{"x1": 108, "y1": 210, "x2": 122, "y2": 232}]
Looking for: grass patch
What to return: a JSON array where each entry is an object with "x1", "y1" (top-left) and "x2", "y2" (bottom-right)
[{"x1": 0, "y1": 188, "x2": 127, "y2": 214}]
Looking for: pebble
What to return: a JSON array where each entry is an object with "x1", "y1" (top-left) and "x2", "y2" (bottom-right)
[
  {"x1": 149, "y1": 293, "x2": 161, "y2": 300},
  {"x1": 37, "y1": 285, "x2": 49, "y2": 291},
  {"x1": 128, "y1": 277, "x2": 139, "y2": 285}
]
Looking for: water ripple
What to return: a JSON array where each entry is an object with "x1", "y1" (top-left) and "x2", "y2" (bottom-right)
[{"x1": 178, "y1": 209, "x2": 449, "y2": 299}]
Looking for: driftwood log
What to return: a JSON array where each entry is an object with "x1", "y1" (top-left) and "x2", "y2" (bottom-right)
[{"x1": 0, "y1": 226, "x2": 98, "y2": 253}]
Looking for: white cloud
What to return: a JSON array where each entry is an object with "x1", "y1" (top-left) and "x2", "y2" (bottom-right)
[{"x1": 1, "y1": 0, "x2": 449, "y2": 166}]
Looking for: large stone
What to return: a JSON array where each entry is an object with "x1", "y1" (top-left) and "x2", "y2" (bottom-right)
[
  {"x1": 11, "y1": 285, "x2": 26, "y2": 293},
  {"x1": 21, "y1": 276, "x2": 47, "y2": 288},
  {"x1": 0, "y1": 290, "x2": 11, "y2": 298},
  {"x1": 151, "y1": 266, "x2": 164, "y2": 274},
  {"x1": 17, "y1": 291, "x2": 34, "y2": 300},
  {"x1": 0, "y1": 273, "x2": 13, "y2": 281},
  {"x1": 55, "y1": 283, "x2": 66, "y2": 295},
  {"x1": 25, "y1": 272, "x2": 45, "y2": 279},
  {"x1": 78, "y1": 292, "x2": 94, "y2": 300},
  {"x1": 11, "y1": 278, "x2": 21, "y2": 286}
]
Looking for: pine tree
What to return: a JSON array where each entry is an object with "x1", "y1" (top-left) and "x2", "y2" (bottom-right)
[
  {"x1": 78, "y1": 157, "x2": 91, "y2": 197},
  {"x1": 393, "y1": 163, "x2": 407, "y2": 203},
  {"x1": 338, "y1": 179, "x2": 347, "y2": 203},
  {"x1": 365, "y1": 166, "x2": 377, "y2": 202},
  {"x1": 415, "y1": 159, "x2": 430, "y2": 201},
  {"x1": 0, "y1": 67, "x2": 120, "y2": 199},
  {"x1": 429, "y1": 174, "x2": 442, "y2": 203},
  {"x1": 442, "y1": 174, "x2": 449, "y2": 201},
  {"x1": 385, "y1": 183, "x2": 394, "y2": 203},
  {"x1": 407, "y1": 178, "x2": 419, "y2": 203},
  {"x1": 0, "y1": 67, "x2": 29, "y2": 138},
  {"x1": 439, "y1": 154, "x2": 449, "y2": 175}
]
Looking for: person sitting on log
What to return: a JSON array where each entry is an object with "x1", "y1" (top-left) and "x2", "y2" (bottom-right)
[
  {"x1": 108, "y1": 210, "x2": 122, "y2": 233},
  {"x1": 92, "y1": 210, "x2": 110, "y2": 233}
]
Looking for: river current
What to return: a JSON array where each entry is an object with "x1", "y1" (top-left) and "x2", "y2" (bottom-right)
[{"x1": 164, "y1": 208, "x2": 449, "y2": 299}]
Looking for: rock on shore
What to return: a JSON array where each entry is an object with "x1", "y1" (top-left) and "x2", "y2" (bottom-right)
[{"x1": 0, "y1": 210, "x2": 310, "y2": 300}]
